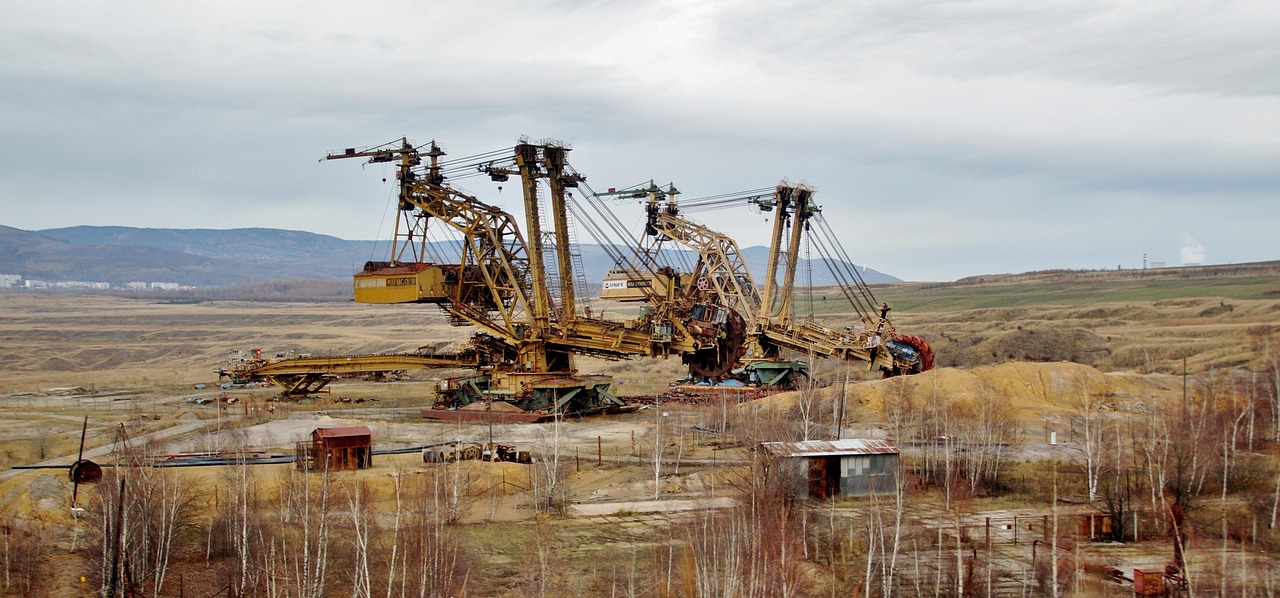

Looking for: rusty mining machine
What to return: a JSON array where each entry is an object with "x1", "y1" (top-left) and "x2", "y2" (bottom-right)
[
  {"x1": 226, "y1": 136, "x2": 931, "y2": 415},
  {"x1": 307, "y1": 138, "x2": 751, "y2": 417},
  {"x1": 594, "y1": 180, "x2": 934, "y2": 388}
]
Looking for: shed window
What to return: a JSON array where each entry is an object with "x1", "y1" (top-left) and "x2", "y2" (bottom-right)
[{"x1": 842, "y1": 456, "x2": 872, "y2": 476}]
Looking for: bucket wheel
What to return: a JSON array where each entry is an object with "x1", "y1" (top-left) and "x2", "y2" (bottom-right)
[
  {"x1": 683, "y1": 308, "x2": 748, "y2": 381},
  {"x1": 884, "y1": 334, "x2": 935, "y2": 377}
]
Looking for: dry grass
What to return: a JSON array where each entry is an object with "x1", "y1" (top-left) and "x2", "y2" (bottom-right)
[
  {"x1": 3, "y1": 288, "x2": 1279, "y2": 596},
  {"x1": 4, "y1": 290, "x2": 1277, "y2": 394},
  {"x1": 0, "y1": 293, "x2": 467, "y2": 393}
]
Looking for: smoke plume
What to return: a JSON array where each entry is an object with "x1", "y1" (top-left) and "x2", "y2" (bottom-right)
[{"x1": 1180, "y1": 234, "x2": 1206, "y2": 266}]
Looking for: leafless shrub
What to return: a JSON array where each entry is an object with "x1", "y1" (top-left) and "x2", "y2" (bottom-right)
[
  {"x1": 676, "y1": 502, "x2": 808, "y2": 597},
  {"x1": 531, "y1": 417, "x2": 570, "y2": 514},
  {"x1": 730, "y1": 400, "x2": 802, "y2": 447},
  {"x1": 85, "y1": 436, "x2": 201, "y2": 598},
  {"x1": 3, "y1": 517, "x2": 47, "y2": 595},
  {"x1": 670, "y1": 447, "x2": 810, "y2": 597},
  {"x1": 913, "y1": 382, "x2": 1015, "y2": 499},
  {"x1": 396, "y1": 467, "x2": 472, "y2": 598}
]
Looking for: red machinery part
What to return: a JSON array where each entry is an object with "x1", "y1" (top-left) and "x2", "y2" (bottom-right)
[
  {"x1": 682, "y1": 308, "x2": 748, "y2": 381},
  {"x1": 69, "y1": 459, "x2": 103, "y2": 485},
  {"x1": 894, "y1": 335, "x2": 935, "y2": 373}
]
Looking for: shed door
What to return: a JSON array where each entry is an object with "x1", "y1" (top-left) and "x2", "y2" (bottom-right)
[{"x1": 808, "y1": 458, "x2": 832, "y2": 499}]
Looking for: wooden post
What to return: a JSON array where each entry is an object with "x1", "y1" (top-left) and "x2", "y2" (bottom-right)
[
  {"x1": 985, "y1": 516, "x2": 993, "y2": 596},
  {"x1": 72, "y1": 416, "x2": 89, "y2": 507},
  {"x1": 105, "y1": 474, "x2": 126, "y2": 598}
]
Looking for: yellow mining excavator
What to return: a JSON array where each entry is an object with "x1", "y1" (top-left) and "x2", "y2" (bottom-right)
[
  {"x1": 226, "y1": 137, "x2": 930, "y2": 410},
  {"x1": 595, "y1": 181, "x2": 933, "y2": 387},
  {"x1": 235, "y1": 138, "x2": 749, "y2": 417}
]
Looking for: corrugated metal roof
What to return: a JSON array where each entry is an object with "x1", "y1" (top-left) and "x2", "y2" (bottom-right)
[
  {"x1": 759, "y1": 438, "x2": 898, "y2": 458},
  {"x1": 313, "y1": 426, "x2": 372, "y2": 438}
]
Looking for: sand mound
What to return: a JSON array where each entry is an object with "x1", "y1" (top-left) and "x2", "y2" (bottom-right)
[
  {"x1": 0, "y1": 471, "x2": 72, "y2": 520},
  {"x1": 751, "y1": 361, "x2": 1183, "y2": 423}
]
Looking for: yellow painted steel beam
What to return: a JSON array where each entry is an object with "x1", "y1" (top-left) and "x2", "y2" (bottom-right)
[
  {"x1": 760, "y1": 324, "x2": 898, "y2": 371},
  {"x1": 247, "y1": 353, "x2": 479, "y2": 377}
]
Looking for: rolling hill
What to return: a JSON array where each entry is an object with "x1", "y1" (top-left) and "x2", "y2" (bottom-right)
[{"x1": 1, "y1": 225, "x2": 901, "y2": 288}]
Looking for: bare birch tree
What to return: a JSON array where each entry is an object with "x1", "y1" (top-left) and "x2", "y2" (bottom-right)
[
  {"x1": 652, "y1": 402, "x2": 664, "y2": 500},
  {"x1": 344, "y1": 477, "x2": 374, "y2": 598},
  {"x1": 2, "y1": 517, "x2": 46, "y2": 595},
  {"x1": 402, "y1": 467, "x2": 470, "y2": 598},
  {"x1": 89, "y1": 434, "x2": 198, "y2": 598},
  {"x1": 532, "y1": 412, "x2": 569, "y2": 513},
  {"x1": 1070, "y1": 378, "x2": 1108, "y2": 502}
]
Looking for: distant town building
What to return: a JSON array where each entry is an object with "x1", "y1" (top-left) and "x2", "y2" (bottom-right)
[
  {"x1": 124, "y1": 281, "x2": 182, "y2": 290},
  {"x1": 10, "y1": 278, "x2": 192, "y2": 291},
  {"x1": 1149, "y1": 261, "x2": 1166, "y2": 269},
  {"x1": 21, "y1": 279, "x2": 110, "y2": 290}
]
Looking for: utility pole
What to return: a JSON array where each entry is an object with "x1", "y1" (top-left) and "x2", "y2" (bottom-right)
[{"x1": 105, "y1": 474, "x2": 126, "y2": 598}]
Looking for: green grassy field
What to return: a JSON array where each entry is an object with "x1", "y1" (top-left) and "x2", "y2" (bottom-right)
[{"x1": 850, "y1": 275, "x2": 1280, "y2": 313}]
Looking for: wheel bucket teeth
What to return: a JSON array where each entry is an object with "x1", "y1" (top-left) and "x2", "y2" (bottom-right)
[
  {"x1": 682, "y1": 307, "x2": 748, "y2": 381},
  {"x1": 894, "y1": 335, "x2": 936, "y2": 372}
]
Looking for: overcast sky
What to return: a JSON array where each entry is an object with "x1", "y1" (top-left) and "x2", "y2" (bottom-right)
[{"x1": 2, "y1": 1, "x2": 1277, "y2": 281}]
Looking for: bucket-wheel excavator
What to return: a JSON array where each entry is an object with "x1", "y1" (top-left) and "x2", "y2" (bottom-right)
[
  {"x1": 596, "y1": 181, "x2": 933, "y2": 387},
  {"x1": 226, "y1": 138, "x2": 749, "y2": 416},
  {"x1": 596, "y1": 183, "x2": 757, "y2": 380},
  {"x1": 223, "y1": 136, "x2": 931, "y2": 413}
]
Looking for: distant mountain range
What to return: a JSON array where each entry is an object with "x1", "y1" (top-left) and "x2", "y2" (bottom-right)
[{"x1": 0, "y1": 225, "x2": 900, "y2": 288}]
